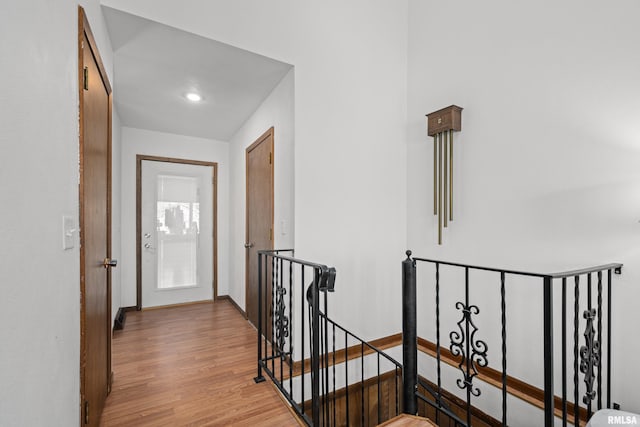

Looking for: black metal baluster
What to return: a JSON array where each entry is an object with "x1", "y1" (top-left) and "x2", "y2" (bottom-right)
[
  {"x1": 543, "y1": 275, "x2": 554, "y2": 427},
  {"x1": 289, "y1": 261, "x2": 293, "y2": 398},
  {"x1": 264, "y1": 254, "x2": 269, "y2": 376},
  {"x1": 333, "y1": 323, "x2": 336, "y2": 427},
  {"x1": 574, "y1": 275, "x2": 580, "y2": 427},
  {"x1": 465, "y1": 267, "x2": 471, "y2": 427},
  {"x1": 324, "y1": 292, "x2": 330, "y2": 425},
  {"x1": 501, "y1": 272, "x2": 507, "y2": 427},
  {"x1": 346, "y1": 333, "x2": 350, "y2": 427},
  {"x1": 597, "y1": 271, "x2": 602, "y2": 410},
  {"x1": 562, "y1": 277, "x2": 567, "y2": 427},
  {"x1": 377, "y1": 353, "x2": 381, "y2": 424},
  {"x1": 301, "y1": 266, "x2": 305, "y2": 415},
  {"x1": 321, "y1": 310, "x2": 326, "y2": 427},
  {"x1": 607, "y1": 269, "x2": 612, "y2": 409},
  {"x1": 279, "y1": 258, "x2": 283, "y2": 386},
  {"x1": 436, "y1": 262, "x2": 442, "y2": 424},
  {"x1": 395, "y1": 366, "x2": 399, "y2": 416},
  {"x1": 361, "y1": 342, "x2": 365, "y2": 427},
  {"x1": 311, "y1": 267, "x2": 321, "y2": 426},
  {"x1": 271, "y1": 256, "x2": 276, "y2": 376},
  {"x1": 254, "y1": 252, "x2": 265, "y2": 382}
]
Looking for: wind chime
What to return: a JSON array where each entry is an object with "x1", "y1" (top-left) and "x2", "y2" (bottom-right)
[{"x1": 427, "y1": 105, "x2": 462, "y2": 245}]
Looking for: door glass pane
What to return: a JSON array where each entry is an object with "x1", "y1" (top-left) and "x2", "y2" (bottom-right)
[{"x1": 156, "y1": 175, "x2": 200, "y2": 289}]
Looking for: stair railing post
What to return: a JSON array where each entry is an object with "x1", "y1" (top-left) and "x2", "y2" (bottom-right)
[
  {"x1": 402, "y1": 250, "x2": 418, "y2": 415},
  {"x1": 311, "y1": 267, "x2": 322, "y2": 426},
  {"x1": 254, "y1": 251, "x2": 265, "y2": 383}
]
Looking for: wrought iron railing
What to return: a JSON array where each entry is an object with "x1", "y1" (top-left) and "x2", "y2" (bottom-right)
[
  {"x1": 254, "y1": 250, "x2": 403, "y2": 426},
  {"x1": 402, "y1": 250, "x2": 623, "y2": 427}
]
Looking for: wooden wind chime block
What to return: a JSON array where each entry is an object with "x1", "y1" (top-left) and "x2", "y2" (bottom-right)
[{"x1": 426, "y1": 105, "x2": 462, "y2": 245}]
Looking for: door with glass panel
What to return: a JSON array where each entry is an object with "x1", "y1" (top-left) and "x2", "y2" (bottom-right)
[{"x1": 140, "y1": 159, "x2": 215, "y2": 308}]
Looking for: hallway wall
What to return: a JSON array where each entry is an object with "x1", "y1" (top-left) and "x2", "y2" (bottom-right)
[
  {"x1": 406, "y1": 0, "x2": 640, "y2": 414},
  {"x1": 102, "y1": 0, "x2": 410, "y2": 340},
  {"x1": 111, "y1": 110, "x2": 123, "y2": 323},
  {"x1": 228, "y1": 68, "x2": 295, "y2": 310},
  {"x1": 119, "y1": 127, "x2": 230, "y2": 307},
  {"x1": 0, "y1": 1, "x2": 115, "y2": 426}
]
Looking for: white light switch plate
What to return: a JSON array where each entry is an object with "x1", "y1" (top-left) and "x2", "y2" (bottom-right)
[{"x1": 63, "y1": 215, "x2": 76, "y2": 250}]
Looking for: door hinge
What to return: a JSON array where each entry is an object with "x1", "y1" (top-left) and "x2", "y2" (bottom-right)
[
  {"x1": 269, "y1": 228, "x2": 273, "y2": 241},
  {"x1": 83, "y1": 67, "x2": 89, "y2": 91},
  {"x1": 269, "y1": 152, "x2": 272, "y2": 164},
  {"x1": 84, "y1": 400, "x2": 89, "y2": 424}
]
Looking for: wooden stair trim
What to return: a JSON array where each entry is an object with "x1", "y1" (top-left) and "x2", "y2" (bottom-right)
[
  {"x1": 284, "y1": 332, "x2": 588, "y2": 424},
  {"x1": 291, "y1": 333, "x2": 402, "y2": 376},
  {"x1": 417, "y1": 337, "x2": 588, "y2": 424}
]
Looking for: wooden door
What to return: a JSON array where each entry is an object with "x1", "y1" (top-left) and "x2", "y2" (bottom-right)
[
  {"x1": 79, "y1": 7, "x2": 112, "y2": 426},
  {"x1": 245, "y1": 128, "x2": 274, "y2": 328}
]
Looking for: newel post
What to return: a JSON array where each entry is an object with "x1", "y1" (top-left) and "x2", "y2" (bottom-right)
[
  {"x1": 310, "y1": 268, "x2": 322, "y2": 426},
  {"x1": 254, "y1": 251, "x2": 265, "y2": 383},
  {"x1": 402, "y1": 250, "x2": 418, "y2": 415}
]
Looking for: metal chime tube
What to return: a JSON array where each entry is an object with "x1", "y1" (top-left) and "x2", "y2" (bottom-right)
[
  {"x1": 433, "y1": 135, "x2": 438, "y2": 215},
  {"x1": 443, "y1": 131, "x2": 448, "y2": 228},
  {"x1": 449, "y1": 130, "x2": 453, "y2": 221},
  {"x1": 433, "y1": 130, "x2": 455, "y2": 245},
  {"x1": 438, "y1": 132, "x2": 443, "y2": 245}
]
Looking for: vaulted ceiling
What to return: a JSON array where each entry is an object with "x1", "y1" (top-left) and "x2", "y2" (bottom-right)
[{"x1": 102, "y1": 6, "x2": 292, "y2": 141}]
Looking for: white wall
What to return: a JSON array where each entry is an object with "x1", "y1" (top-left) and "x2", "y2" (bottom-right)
[
  {"x1": 102, "y1": 0, "x2": 410, "y2": 340},
  {"x1": 119, "y1": 126, "x2": 230, "y2": 307},
  {"x1": 0, "y1": 2, "x2": 114, "y2": 426},
  {"x1": 228, "y1": 69, "x2": 295, "y2": 309},
  {"x1": 407, "y1": 0, "x2": 640, "y2": 413},
  {"x1": 112, "y1": 110, "x2": 122, "y2": 323}
]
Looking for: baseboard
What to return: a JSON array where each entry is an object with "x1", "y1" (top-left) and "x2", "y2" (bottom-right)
[
  {"x1": 141, "y1": 299, "x2": 213, "y2": 311},
  {"x1": 216, "y1": 295, "x2": 247, "y2": 318}
]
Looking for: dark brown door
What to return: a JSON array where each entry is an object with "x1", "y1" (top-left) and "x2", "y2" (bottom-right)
[
  {"x1": 79, "y1": 7, "x2": 112, "y2": 426},
  {"x1": 245, "y1": 128, "x2": 274, "y2": 328}
]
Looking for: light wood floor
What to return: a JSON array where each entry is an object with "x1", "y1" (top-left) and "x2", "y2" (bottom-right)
[{"x1": 100, "y1": 300, "x2": 300, "y2": 426}]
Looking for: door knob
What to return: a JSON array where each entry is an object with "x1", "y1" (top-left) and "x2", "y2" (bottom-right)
[
  {"x1": 144, "y1": 243, "x2": 153, "y2": 249},
  {"x1": 244, "y1": 242, "x2": 254, "y2": 249},
  {"x1": 103, "y1": 258, "x2": 118, "y2": 269}
]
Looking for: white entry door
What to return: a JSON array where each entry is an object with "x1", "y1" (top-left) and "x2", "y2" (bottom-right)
[{"x1": 141, "y1": 160, "x2": 214, "y2": 308}]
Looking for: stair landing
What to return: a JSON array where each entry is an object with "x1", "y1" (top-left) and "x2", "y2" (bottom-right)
[{"x1": 378, "y1": 414, "x2": 438, "y2": 426}]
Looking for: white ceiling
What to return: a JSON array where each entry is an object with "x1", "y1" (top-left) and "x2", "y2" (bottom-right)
[{"x1": 102, "y1": 6, "x2": 292, "y2": 141}]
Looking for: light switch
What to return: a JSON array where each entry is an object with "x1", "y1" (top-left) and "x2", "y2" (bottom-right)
[
  {"x1": 63, "y1": 216, "x2": 76, "y2": 250},
  {"x1": 280, "y1": 220, "x2": 287, "y2": 235}
]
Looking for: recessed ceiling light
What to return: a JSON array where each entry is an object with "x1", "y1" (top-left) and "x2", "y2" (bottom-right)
[{"x1": 185, "y1": 92, "x2": 202, "y2": 102}]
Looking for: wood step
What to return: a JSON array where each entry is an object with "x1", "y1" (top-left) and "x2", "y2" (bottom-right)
[{"x1": 378, "y1": 414, "x2": 438, "y2": 427}]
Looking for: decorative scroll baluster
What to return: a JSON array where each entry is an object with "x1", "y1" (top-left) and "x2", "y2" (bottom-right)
[
  {"x1": 580, "y1": 308, "x2": 599, "y2": 407},
  {"x1": 449, "y1": 267, "x2": 488, "y2": 427},
  {"x1": 597, "y1": 271, "x2": 603, "y2": 410},
  {"x1": 581, "y1": 273, "x2": 600, "y2": 417},
  {"x1": 274, "y1": 263, "x2": 289, "y2": 355}
]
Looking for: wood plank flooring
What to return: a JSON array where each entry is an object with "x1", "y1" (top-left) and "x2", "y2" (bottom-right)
[{"x1": 100, "y1": 300, "x2": 300, "y2": 426}]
